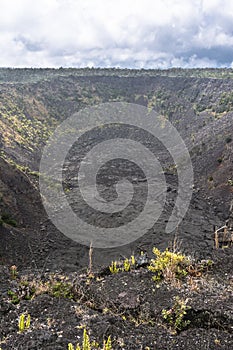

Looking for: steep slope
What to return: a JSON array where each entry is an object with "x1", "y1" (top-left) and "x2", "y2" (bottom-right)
[{"x1": 0, "y1": 68, "x2": 233, "y2": 270}]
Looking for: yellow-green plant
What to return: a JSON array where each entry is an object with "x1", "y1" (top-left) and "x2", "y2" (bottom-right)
[
  {"x1": 162, "y1": 296, "x2": 191, "y2": 332},
  {"x1": 68, "y1": 343, "x2": 81, "y2": 350},
  {"x1": 109, "y1": 255, "x2": 136, "y2": 274},
  {"x1": 68, "y1": 329, "x2": 112, "y2": 350},
  {"x1": 123, "y1": 258, "x2": 131, "y2": 272},
  {"x1": 103, "y1": 336, "x2": 112, "y2": 350},
  {"x1": 148, "y1": 247, "x2": 190, "y2": 282},
  {"x1": 109, "y1": 261, "x2": 119, "y2": 274},
  {"x1": 131, "y1": 255, "x2": 136, "y2": 266},
  {"x1": 82, "y1": 328, "x2": 91, "y2": 350},
  {"x1": 18, "y1": 313, "x2": 31, "y2": 332}
]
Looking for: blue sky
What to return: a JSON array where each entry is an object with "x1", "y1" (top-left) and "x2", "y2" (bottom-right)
[{"x1": 0, "y1": 0, "x2": 233, "y2": 68}]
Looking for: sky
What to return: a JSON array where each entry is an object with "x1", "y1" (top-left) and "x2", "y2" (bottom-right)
[{"x1": 0, "y1": 0, "x2": 233, "y2": 69}]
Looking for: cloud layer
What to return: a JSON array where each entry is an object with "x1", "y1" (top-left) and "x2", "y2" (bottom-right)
[{"x1": 0, "y1": 0, "x2": 233, "y2": 68}]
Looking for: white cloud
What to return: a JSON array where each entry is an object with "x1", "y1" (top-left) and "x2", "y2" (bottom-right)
[{"x1": 0, "y1": 0, "x2": 232, "y2": 68}]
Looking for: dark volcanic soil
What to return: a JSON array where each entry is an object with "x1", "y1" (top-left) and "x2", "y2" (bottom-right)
[{"x1": 0, "y1": 246, "x2": 232, "y2": 349}]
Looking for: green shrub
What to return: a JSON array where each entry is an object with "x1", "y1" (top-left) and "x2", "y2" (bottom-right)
[
  {"x1": 148, "y1": 247, "x2": 190, "y2": 282},
  {"x1": 162, "y1": 296, "x2": 191, "y2": 332}
]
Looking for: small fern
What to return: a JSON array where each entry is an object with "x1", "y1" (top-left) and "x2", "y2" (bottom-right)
[
  {"x1": 103, "y1": 336, "x2": 112, "y2": 350},
  {"x1": 109, "y1": 255, "x2": 136, "y2": 274},
  {"x1": 68, "y1": 329, "x2": 112, "y2": 350},
  {"x1": 109, "y1": 261, "x2": 119, "y2": 274},
  {"x1": 123, "y1": 258, "x2": 131, "y2": 272},
  {"x1": 18, "y1": 313, "x2": 31, "y2": 332},
  {"x1": 131, "y1": 255, "x2": 136, "y2": 266},
  {"x1": 82, "y1": 328, "x2": 91, "y2": 350},
  {"x1": 68, "y1": 343, "x2": 81, "y2": 350}
]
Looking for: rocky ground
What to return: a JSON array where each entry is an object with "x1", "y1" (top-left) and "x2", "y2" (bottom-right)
[{"x1": 0, "y1": 244, "x2": 232, "y2": 349}]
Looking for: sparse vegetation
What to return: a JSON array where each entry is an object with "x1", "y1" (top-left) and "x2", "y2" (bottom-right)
[
  {"x1": 7, "y1": 275, "x2": 76, "y2": 304},
  {"x1": 162, "y1": 296, "x2": 191, "y2": 333},
  {"x1": 7, "y1": 290, "x2": 20, "y2": 304},
  {"x1": 217, "y1": 92, "x2": 233, "y2": 112},
  {"x1": 109, "y1": 261, "x2": 120, "y2": 274},
  {"x1": 68, "y1": 329, "x2": 112, "y2": 350},
  {"x1": 51, "y1": 281, "x2": 74, "y2": 299},
  {"x1": 109, "y1": 255, "x2": 136, "y2": 274}
]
